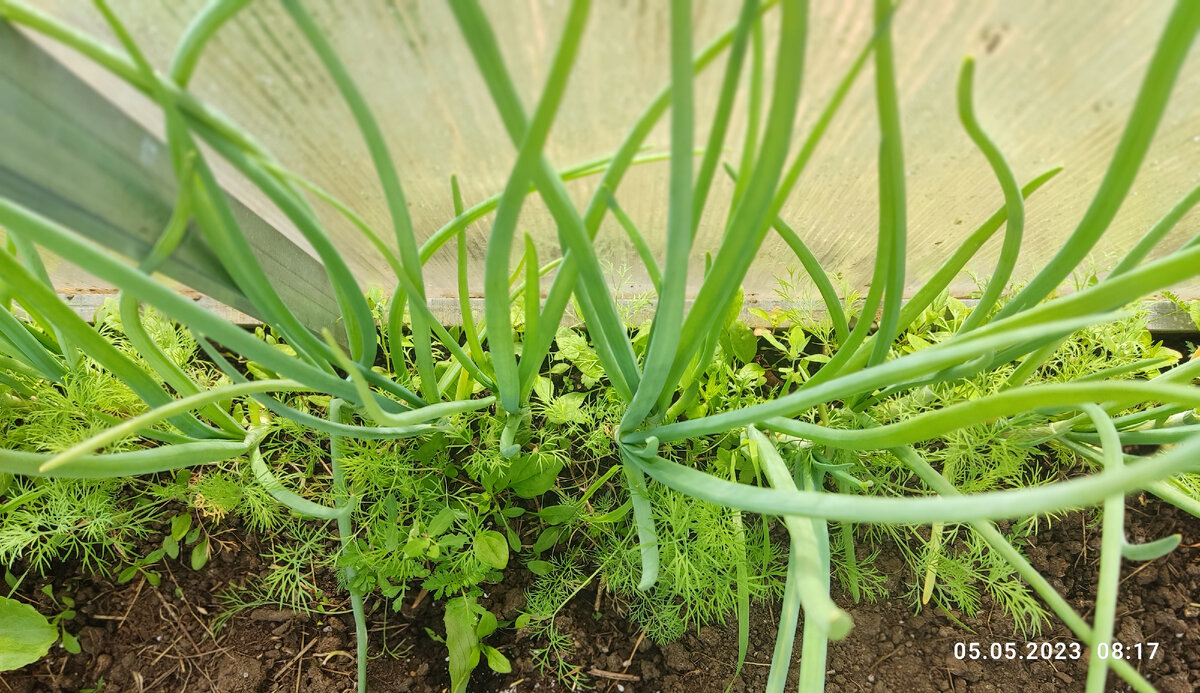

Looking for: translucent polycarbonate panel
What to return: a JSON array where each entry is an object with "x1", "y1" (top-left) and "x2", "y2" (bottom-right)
[{"x1": 18, "y1": 1, "x2": 1200, "y2": 302}]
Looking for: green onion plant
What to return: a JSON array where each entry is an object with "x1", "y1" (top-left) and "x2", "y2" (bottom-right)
[{"x1": 1, "y1": 1, "x2": 1200, "y2": 692}]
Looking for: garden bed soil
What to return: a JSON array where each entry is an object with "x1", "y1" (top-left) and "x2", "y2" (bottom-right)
[{"x1": 2, "y1": 497, "x2": 1197, "y2": 693}]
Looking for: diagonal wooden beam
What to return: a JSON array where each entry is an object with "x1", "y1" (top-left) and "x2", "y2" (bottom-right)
[{"x1": 0, "y1": 21, "x2": 343, "y2": 337}]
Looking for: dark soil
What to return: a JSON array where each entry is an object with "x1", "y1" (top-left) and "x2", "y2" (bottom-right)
[{"x1": 3, "y1": 497, "x2": 1197, "y2": 693}]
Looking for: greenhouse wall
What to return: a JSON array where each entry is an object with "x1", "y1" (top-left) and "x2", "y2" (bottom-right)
[{"x1": 10, "y1": 0, "x2": 1200, "y2": 306}]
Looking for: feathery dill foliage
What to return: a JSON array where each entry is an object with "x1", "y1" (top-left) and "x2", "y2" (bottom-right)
[
  {"x1": 0, "y1": 478, "x2": 158, "y2": 575},
  {"x1": 2, "y1": 289, "x2": 1188, "y2": 683},
  {"x1": 601, "y1": 489, "x2": 787, "y2": 644},
  {"x1": 0, "y1": 303, "x2": 219, "y2": 573},
  {"x1": 3, "y1": 1, "x2": 1200, "y2": 692}
]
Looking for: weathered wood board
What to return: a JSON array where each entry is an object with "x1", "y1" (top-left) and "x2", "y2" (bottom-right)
[{"x1": 0, "y1": 21, "x2": 346, "y2": 337}]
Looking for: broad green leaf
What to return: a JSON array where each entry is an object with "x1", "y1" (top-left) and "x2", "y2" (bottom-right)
[
  {"x1": 0, "y1": 596, "x2": 56, "y2": 671},
  {"x1": 533, "y1": 375, "x2": 554, "y2": 403},
  {"x1": 60, "y1": 629, "x2": 80, "y2": 655},
  {"x1": 727, "y1": 320, "x2": 758, "y2": 363},
  {"x1": 473, "y1": 530, "x2": 509, "y2": 570},
  {"x1": 545, "y1": 392, "x2": 590, "y2": 426},
  {"x1": 403, "y1": 536, "x2": 431, "y2": 559},
  {"x1": 555, "y1": 329, "x2": 605, "y2": 386},
  {"x1": 532, "y1": 526, "x2": 562, "y2": 554},
  {"x1": 482, "y1": 645, "x2": 511, "y2": 674},
  {"x1": 170, "y1": 514, "x2": 192, "y2": 542},
  {"x1": 475, "y1": 610, "x2": 498, "y2": 638},
  {"x1": 427, "y1": 507, "x2": 459, "y2": 537},
  {"x1": 539, "y1": 504, "x2": 579, "y2": 525},
  {"x1": 735, "y1": 363, "x2": 766, "y2": 388},
  {"x1": 444, "y1": 596, "x2": 481, "y2": 693},
  {"x1": 506, "y1": 452, "x2": 564, "y2": 498},
  {"x1": 190, "y1": 536, "x2": 210, "y2": 570},
  {"x1": 527, "y1": 560, "x2": 555, "y2": 576}
]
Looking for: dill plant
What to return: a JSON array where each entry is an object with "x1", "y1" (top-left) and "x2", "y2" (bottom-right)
[
  {"x1": 0, "y1": 297, "x2": 237, "y2": 575},
  {"x1": 0, "y1": 1, "x2": 1199, "y2": 692}
]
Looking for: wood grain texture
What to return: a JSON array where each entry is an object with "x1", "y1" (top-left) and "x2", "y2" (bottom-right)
[
  {"x1": 16, "y1": 1, "x2": 1200, "y2": 303},
  {"x1": 0, "y1": 19, "x2": 347, "y2": 338}
]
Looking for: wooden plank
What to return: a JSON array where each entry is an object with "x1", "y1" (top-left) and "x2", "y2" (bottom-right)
[{"x1": 0, "y1": 21, "x2": 345, "y2": 337}]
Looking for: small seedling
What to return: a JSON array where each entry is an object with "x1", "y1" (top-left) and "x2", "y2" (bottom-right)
[{"x1": 39, "y1": 584, "x2": 80, "y2": 654}]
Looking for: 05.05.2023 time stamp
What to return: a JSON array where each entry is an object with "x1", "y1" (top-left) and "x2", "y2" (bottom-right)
[{"x1": 952, "y1": 641, "x2": 1160, "y2": 661}]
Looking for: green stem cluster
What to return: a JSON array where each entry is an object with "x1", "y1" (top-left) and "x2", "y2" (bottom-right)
[{"x1": 2, "y1": 1, "x2": 1199, "y2": 692}]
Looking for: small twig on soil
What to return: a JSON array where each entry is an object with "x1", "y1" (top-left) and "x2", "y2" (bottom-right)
[
  {"x1": 119, "y1": 575, "x2": 146, "y2": 629},
  {"x1": 409, "y1": 588, "x2": 430, "y2": 614},
  {"x1": 318, "y1": 650, "x2": 355, "y2": 665},
  {"x1": 1120, "y1": 561, "x2": 1158, "y2": 585},
  {"x1": 871, "y1": 642, "x2": 906, "y2": 668},
  {"x1": 150, "y1": 588, "x2": 218, "y2": 690},
  {"x1": 176, "y1": 666, "x2": 193, "y2": 693},
  {"x1": 273, "y1": 633, "x2": 319, "y2": 681},
  {"x1": 163, "y1": 562, "x2": 219, "y2": 641},
  {"x1": 159, "y1": 648, "x2": 236, "y2": 662},
  {"x1": 319, "y1": 667, "x2": 355, "y2": 684},
  {"x1": 620, "y1": 630, "x2": 645, "y2": 670},
  {"x1": 141, "y1": 665, "x2": 176, "y2": 692},
  {"x1": 605, "y1": 630, "x2": 645, "y2": 693},
  {"x1": 146, "y1": 634, "x2": 185, "y2": 667},
  {"x1": 1079, "y1": 512, "x2": 1088, "y2": 569},
  {"x1": 588, "y1": 669, "x2": 641, "y2": 682},
  {"x1": 566, "y1": 665, "x2": 585, "y2": 691},
  {"x1": 55, "y1": 650, "x2": 68, "y2": 680}
]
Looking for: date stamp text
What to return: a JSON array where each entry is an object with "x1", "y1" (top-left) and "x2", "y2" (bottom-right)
[{"x1": 952, "y1": 641, "x2": 1159, "y2": 661}]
